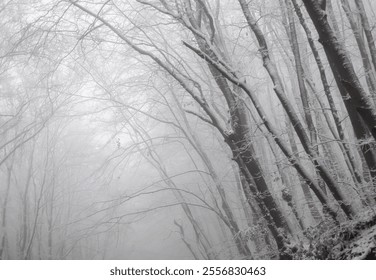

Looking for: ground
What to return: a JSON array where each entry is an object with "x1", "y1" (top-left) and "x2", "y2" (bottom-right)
[{"x1": 287, "y1": 208, "x2": 376, "y2": 259}]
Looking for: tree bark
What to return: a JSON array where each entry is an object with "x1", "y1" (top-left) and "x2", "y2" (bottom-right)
[
  {"x1": 354, "y1": 0, "x2": 376, "y2": 72},
  {"x1": 301, "y1": 0, "x2": 376, "y2": 141},
  {"x1": 238, "y1": 0, "x2": 356, "y2": 218},
  {"x1": 340, "y1": 0, "x2": 376, "y2": 98}
]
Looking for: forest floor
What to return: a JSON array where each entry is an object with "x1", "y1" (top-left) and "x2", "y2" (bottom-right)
[
  {"x1": 332, "y1": 209, "x2": 376, "y2": 259},
  {"x1": 290, "y1": 208, "x2": 376, "y2": 259}
]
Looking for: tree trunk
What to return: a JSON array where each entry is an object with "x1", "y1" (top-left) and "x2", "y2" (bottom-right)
[
  {"x1": 301, "y1": 0, "x2": 376, "y2": 141},
  {"x1": 238, "y1": 0, "x2": 356, "y2": 218},
  {"x1": 290, "y1": 0, "x2": 362, "y2": 185},
  {"x1": 354, "y1": 0, "x2": 376, "y2": 72},
  {"x1": 340, "y1": 0, "x2": 376, "y2": 98}
]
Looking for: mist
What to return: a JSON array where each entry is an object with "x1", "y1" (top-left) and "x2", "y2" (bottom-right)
[{"x1": 1, "y1": 0, "x2": 376, "y2": 260}]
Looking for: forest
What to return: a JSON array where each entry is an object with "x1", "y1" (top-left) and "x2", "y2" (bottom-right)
[{"x1": 1, "y1": 0, "x2": 376, "y2": 260}]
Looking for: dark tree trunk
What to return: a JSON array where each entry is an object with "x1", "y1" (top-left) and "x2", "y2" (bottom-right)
[
  {"x1": 354, "y1": 0, "x2": 376, "y2": 72},
  {"x1": 301, "y1": 0, "x2": 376, "y2": 141},
  {"x1": 238, "y1": 0, "x2": 357, "y2": 218},
  {"x1": 340, "y1": 0, "x2": 376, "y2": 98}
]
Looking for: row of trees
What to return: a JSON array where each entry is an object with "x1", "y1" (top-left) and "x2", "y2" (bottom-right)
[{"x1": 1, "y1": 0, "x2": 376, "y2": 259}]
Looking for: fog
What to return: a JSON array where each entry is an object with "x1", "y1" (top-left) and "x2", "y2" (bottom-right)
[{"x1": 1, "y1": 0, "x2": 376, "y2": 260}]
